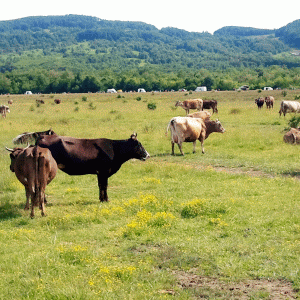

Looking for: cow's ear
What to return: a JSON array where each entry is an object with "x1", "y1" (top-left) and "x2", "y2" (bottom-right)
[{"x1": 131, "y1": 132, "x2": 137, "y2": 140}]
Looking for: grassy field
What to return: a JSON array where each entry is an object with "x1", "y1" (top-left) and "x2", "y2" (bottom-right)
[{"x1": 1, "y1": 90, "x2": 300, "y2": 299}]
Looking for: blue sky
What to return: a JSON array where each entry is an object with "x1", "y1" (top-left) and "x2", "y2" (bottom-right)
[{"x1": 1, "y1": 0, "x2": 299, "y2": 34}]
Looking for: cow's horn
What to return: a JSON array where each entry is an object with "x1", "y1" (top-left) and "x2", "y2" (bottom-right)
[
  {"x1": 24, "y1": 143, "x2": 30, "y2": 149},
  {"x1": 5, "y1": 147, "x2": 14, "y2": 152}
]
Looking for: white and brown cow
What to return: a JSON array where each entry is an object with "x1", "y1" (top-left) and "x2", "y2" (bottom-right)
[
  {"x1": 0, "y1": 105, "x2": 10, "y2": 118},
  {"x1": 279, "y1": 100, "x2": 300, "y2": 116},
  {"x1": 265, "y1": 96, "x2": 274, "y2": 109},
  {"x1": 175, "y1": 99, "x2": 203, "y2": 115},
  {"x1": 166, "y1": 117, "x2": 225, "y2": 155},
  {"x1": 6, "y1": 145, "x2": 57, "y2": 218}
]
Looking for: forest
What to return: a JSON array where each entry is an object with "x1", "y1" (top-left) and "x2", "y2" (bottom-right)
[{"x1": 0, "y1": 15, "x2": 300, "y2": 94}]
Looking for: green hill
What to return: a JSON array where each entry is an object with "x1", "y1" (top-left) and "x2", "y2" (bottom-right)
[{"x1": 0, "y1": 15, "x2": 300, "y2": 94}]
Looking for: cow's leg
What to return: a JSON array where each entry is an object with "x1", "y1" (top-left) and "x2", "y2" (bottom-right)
[
  {"x1": 171, "y1": 141, "x2": 175, "y2": 155},
  {"x1": 193, "y1": 141, "x2": 196, "y2": 153},
  {"x1": 97, "y1": 174, "x2": 109, "y2": 202},
  {"x1": 178, "y1": 143, "x2": 184, "y2": 156},
  {"x1": 30, "y1": 193, "x2": 35, "y2": 218},
  {"x1": 24, "y1": 188, "x2": 30, "y2": 210}
]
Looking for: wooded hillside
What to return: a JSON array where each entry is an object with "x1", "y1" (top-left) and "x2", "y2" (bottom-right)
[{"x1": 0, "y1": 15, "x2": 300, "y2": 94}]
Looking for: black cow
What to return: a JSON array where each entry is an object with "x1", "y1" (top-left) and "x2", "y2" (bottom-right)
[
  {"x1": 255, "y1": 97, "x2": 264, "y2": 109},
  {"x1": 13, "y1": 131, "x2": 150, "y2": 202}
]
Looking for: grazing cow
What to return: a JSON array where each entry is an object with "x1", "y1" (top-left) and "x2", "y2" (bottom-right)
[
  {"x1": 36, "y1": 99, "x2": 45, "y2": 104},
  {"x1": 187, "y1": 111, "x2": 211, "y2": 120},
  {"x1": 283, "y1": 128, "x2": 300, "y2": 144},
  {"x1": 279, "y1": 100, "x2": 300, "y2": 117},
  {"x1": 255, "y1": 97, "x2": 264, "y2": 109},
  {"x1": 0, "y1": 105, "x2": 10, "y2": 118},
  {"x1": 166, "y1": 117, "x2": 225, "y2": 155},
  {"x1": 8, "y1": 100, "x2": 13, "y2": 105},
  {"x1": 13, "y1": 131, "x2": 150, "y2": 202},
  {"x1": 54, "y1": 99, "x2": 61, "y2": 104},
  {"x1": 6, "y1": 145, "x2": 57, "y2": 218},
  {"x1": 202, "y1": 100, "x2": 218, "y2": 114},
  {"x1": 265, "y1": 96, "x2": 274, "y2": 109},
  {"x1": 175, "y1": 99, "x2": 203, "y2": 115}
]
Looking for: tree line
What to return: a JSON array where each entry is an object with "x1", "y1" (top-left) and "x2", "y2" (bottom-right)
[{"x1": 1, "y1": 65, "x2": 300, "y2": 95}]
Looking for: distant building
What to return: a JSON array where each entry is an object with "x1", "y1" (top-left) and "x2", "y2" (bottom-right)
[
  {"x1": 107, "y1": 89, "x2": 117, "y2": 93},
  {"x1": 195, "y1": 86, "x2": 207, "y2": 92},
  {"x1": 138, "y1": 88, "x2": 146, "y2": 93}
]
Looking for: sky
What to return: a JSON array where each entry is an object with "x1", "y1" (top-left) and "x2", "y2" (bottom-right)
[{"x1": 0, "y1": 0, "x2": 299, "y2": 34}]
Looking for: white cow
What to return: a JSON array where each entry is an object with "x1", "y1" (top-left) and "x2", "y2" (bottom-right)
[
  {"x1": 166, "y1": 117, "x2": 225, "y2": 155},
  {"x1": 279, "y1": 101, "x2": 300, "y2": 117}
]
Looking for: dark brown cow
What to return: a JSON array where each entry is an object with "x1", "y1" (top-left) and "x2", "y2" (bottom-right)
[
  {"x1": 54, "y1": 99, "x2": 61, "y2": 104},
  {"x1": 6, "y1": 145, "x2": 57, "y2": 218},
  {"x1": 202, "y1": 100, "x2": 218, "y2": 114},
  {"x1": 255, "y1": 97, "x2": 264, "y2": 109},
  {"x1": 265, "y1": 96, "x2": 274, "y2": 109},
  {"x1": 13, "y1": 131, "x2": 150, "y2": 202},
  {"x1": 175, "y1": 99, "x2": 203, "y2": 115},
  {"x1": 36, "y1": 99, "x2": 45, "y2": 104},
  {"x1": 8, "y1": 100, "x2": 13, "y2": 105}
]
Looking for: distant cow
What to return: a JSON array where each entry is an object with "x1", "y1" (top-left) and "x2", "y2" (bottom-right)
[
  {"x1": 54, "y1": 99, "x2": 61, "y2": 104},
  {"x1": 36, "y1": 99, "x2": 45, "y2": 104},
  {"x1": 6, "y1": 145, "x2": 57, "y2": 218},
  {"x1": 279, "y1": 100, "x2": 300, "y2": 117},
  {"x1": 265, "y1": 96, "x2": 274, "y2": 109},
  {"x1": 0, "y1": 105, "x2": 10, "y2": 118},
  {"x1": 187, "y1": 111, "x2": 211, "y2": 120},
  {"x1": 13, "y1": 131, "x2": 150, "y2": 202},
  {"x1": 166, "y1": 117, "x2": 225, "y2": 155},
  {"x1": 283, "y1": 128, "x2": 300, "y2": 144},
  {"x1": 202, "y1": 100, "x2": 218, "y2": 113},
  {"x1": 8, "y1": 100, "x2": 13, "y2": 105},
  {"x1": 255, "y1": 97, "x2": 264, "y2": 109},
  {"x1": 175, "y1": 99, "x2": 203, "y2": 115}
]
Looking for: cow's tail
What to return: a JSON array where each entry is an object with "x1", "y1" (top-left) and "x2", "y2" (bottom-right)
[
  {"x1": 279, "y1": 101, "x2": 284, "y2": 116},
  {"x1": 166, "y1": 118, "x2": 176, "y2": 136},
  {"x1": 33, "y1": 147, "x2": 46, "y2": 209}
]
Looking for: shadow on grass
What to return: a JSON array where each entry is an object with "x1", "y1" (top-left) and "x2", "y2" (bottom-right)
[
  {"x1": 0, "y1": 201, "x2": 22, "y2": 220},
  {"x1": 282, "y1": 170, "x2": 300, "y2": 179}
]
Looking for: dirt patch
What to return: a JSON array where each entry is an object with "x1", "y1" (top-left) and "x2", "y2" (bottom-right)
[{"x1": 172, "y1": 270, "x2": 298, "y2": 299}]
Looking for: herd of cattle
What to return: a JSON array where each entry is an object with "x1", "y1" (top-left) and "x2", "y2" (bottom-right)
[{"x1": 4, "y1": 95, "x2": 300, "y2": 217}]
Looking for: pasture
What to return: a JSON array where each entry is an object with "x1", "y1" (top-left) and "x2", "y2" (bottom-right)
[{"x1": 1, "y1": 90, "x2": 300, "y2": 299}]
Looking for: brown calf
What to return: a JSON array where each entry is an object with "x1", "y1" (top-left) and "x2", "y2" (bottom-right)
[
  {"x1": 187, "y1": 111, "x2": 211, "y2": 120},
  {"x1": 6, "y1": 145, "x2": 57, "y2": 217}
]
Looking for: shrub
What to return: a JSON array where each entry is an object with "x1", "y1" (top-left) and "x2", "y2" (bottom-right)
[
  {"x1": 288, "y1": 115, "x2": 300, "y2": 128},
  {"x1": 136, "y1": 97, "x2": 142, "y2": 101},
  {"x1": 82, "y1": 96, "x2": 88, "y2": 102},
  {"x1": 147, "y1": 102, "x2": 156, "y2": 110}
]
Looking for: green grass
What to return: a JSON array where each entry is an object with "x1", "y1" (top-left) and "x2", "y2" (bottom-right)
[{"x1": 1, "y1": 90, "x2": 300, "y2": 299}]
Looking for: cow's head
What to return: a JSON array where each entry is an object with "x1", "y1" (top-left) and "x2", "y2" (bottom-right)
[
  {"x1": 175, "y1": 101, "x2": 182, "y2": 107},
  {"x1": 214, "y1": 119, "x2": 226, "y2": 133},
  {"x1": 5, "y1": 144, "x2": 30, "y2": 172},
  {"x1": 129, "y1": 133, "x2": 150, "y2": 161}
]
